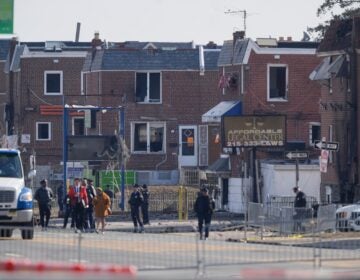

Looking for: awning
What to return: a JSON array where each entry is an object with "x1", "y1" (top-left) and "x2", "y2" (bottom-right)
[
  {"x1": 309, "y1": 55, "x2": 348, "y2": 81},
  {"x1": 202, "y1": 100, "x2": 241, "y2": 123},
  {"x1": 206, "y1": 156, "x2": 230, "y2": 174}
]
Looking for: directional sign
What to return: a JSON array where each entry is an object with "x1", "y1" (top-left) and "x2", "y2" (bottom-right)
[
  {"x1": 286, "y1": 151, "x2": 308, "y2": 160},
  {"x1": 314, "y1": 141, "x2": 339, "y2": 151}
]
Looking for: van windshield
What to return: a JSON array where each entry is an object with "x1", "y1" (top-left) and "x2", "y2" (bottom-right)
[{"x1": 0, "y1": 153, "x2": 22, "y2": 178}]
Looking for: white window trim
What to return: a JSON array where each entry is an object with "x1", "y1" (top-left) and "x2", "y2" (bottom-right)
[
  {"x1": 267, "y1": 64, "x2": 288, "y2": 102},
  {"x1": 309, "y1": 122, "x2": 321, "y2": 146},
  {"x1": 72, "y1": 117, "x2": 86, "y2": 136},
  {"x1": 131, "y1": 121, "x2": 166, "y2": 154},
  {"x1": 44, "y1": 70, "x2": 63, "y2": 96},
  {"x1": 36, "y1": 122, "x2": 51, "y2": 141},
  {"x1": 329, "y1": 125, "x2": 333, "y2": 163},
  {"x1": 135, "y1": 71, "x2": 162, "y2": 104}
]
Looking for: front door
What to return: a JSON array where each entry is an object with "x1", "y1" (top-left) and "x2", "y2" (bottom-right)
[{"x1": 178, "y1": 125, "x2": 197, "y2": 167}]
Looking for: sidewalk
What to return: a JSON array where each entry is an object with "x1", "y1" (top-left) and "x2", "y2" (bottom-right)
[{"x1": 50, "y1": 214, "x2": 240, "y2": 234}]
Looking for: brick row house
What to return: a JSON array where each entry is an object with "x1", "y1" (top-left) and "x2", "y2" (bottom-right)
[
  {"x1": 212, "y1": 32, "x2": 322, "y2": 209},
  {"x1": 310, "y1": 17, "x2": 360, "y2": 203},
  {"x1": 2, "y1": 34, "x2": 241, "y2": 187},
  {"x1": 1, "y1": 31, "x2": 325, "y2": 210}
]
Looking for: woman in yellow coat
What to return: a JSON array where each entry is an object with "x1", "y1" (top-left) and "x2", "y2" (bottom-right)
[{"x1": 93, "y1": 187, "x2": 111, "y2": 234}]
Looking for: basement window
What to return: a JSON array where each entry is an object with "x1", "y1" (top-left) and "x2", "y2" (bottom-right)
[{"x1": 268, "y1": 65, "x2": 288, "y2": 101}]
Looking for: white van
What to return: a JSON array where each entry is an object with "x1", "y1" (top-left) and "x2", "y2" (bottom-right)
[
  {"x1": 335, "y1": 202, "x2": 360, "y2": 231},
  {"x1": 0, "y1": 149, "x2": 34, "y2": 239}
]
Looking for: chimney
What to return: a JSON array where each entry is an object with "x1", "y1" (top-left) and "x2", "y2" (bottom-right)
[
  {"x1": 91, "y1": 31, "x2": 102, "y2": 49},
  {"x1": 205, "y1": 41, "x2": 217, "y2": 49},
  {"x1": 279, "y1": 36, "x2": 284, "y2": 41},
  {"x1": 233, "y1": 31, "x2": 245, "y2": 42},
  {"x1": 9, "y1": 37, "x2": 18, "y2": 63},
  {"x1": 287, "y1": 36, "x2": 292, "y2": 41}
]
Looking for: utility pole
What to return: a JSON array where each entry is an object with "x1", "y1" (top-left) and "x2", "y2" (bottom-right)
[{"x1": 225, "y1": 9, "x2": 247, "y2": 34}]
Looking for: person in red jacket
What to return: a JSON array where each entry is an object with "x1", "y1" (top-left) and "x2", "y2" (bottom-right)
[{"x1": 68, "y1": 178, "x2": 88, "y2": 233}]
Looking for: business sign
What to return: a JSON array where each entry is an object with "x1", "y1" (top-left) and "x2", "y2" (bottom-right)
[
  {"x1": 0, "y1": 0, "x2": 14, "y2": 34},
  {"x1": 223, "y1": 115, "x2": 286, "y2": 147}
]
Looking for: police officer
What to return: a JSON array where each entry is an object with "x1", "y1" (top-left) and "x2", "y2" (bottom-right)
[
  {"x1": 34, "y1": 179, "x2": 54, "y2": 230},
  {"x1": 140, "y1": 184, "x2": 150, "y2": 225},
  {"x1": 194, "y1": 187, "x2": 215, "y2": 240},
  {"x1": 128, "y1": 184, "x2": 144, "y2": 233}
]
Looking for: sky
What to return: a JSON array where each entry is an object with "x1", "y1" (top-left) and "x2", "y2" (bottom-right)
[{"x1": 5, "y1": 0, "x2": 332, "y2": 45}]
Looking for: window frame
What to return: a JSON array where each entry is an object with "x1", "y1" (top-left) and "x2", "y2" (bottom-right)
[
  {"x1": 44, "y1": 70, "x2": 63, "y2": 96},
  {"x1": 135, "y1": 71, "x2": 162, "y2": 104},
  {"x1": 309, "y1": 122, "x2": 321, "y2": 146},
  {"x1": 72, "y1": 117, "x2": 85, "y2": 136},
  {"x1": 131, "y1": 121, "x2": 166, "y2": 154},
  {"x1": 267, "y1": 64, "x2": 288, "y2": 102},
  {"x1": 36, "y1": 122, "x2": 51, "y2": 141}
]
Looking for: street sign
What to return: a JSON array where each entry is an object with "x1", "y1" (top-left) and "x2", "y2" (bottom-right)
[
  {"x1": 285, "y1": 151, "x2": 308, "y2": 160},
  {"x1": 314, "y1": 140, "x2": 339, "y2": 151}
]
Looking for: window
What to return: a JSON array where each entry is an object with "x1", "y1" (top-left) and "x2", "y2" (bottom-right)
[
  {"x1": 72, "y1": 117, "x2": 85, "y2": 136},
  {"x1": 44, "y1": 71, "x2": 63, "y2": 95},
  {"x1": 268, "y1": 65, "x2": 288, "y2": 101},
  {"x1": 135, "y1": 72, "x2": 161, "y2": 103},
  {"x1": 132, "y1": 122, "x2": 165, "y2": 153},
  {"x1": 309, "y1": 122, "x2": 321, "y2": 146},
  {"x1": 36, "y1": 122, "x2": 51, "y2": 141}
]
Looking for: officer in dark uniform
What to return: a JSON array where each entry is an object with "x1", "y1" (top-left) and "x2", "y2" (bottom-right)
[
  {"x1": 128, "y1": 184, "x2": 144, "y2": 233},
  {"x1": 140, "y1": 184, "x2": 150, "y2": 225},
  {"x1": 194, "y1": 187, "x2": 215, "y2": 240}
]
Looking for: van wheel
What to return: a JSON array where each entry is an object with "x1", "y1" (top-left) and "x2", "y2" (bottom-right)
[
  {"x1": 21, "y1": 229, "x2": 34, "y2": 240},
  {"x1": 0, "y1": 229, "x2": 13, "y2": 238}
]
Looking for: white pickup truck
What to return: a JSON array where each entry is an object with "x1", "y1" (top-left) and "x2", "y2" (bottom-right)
[{"x1": 0, "y1": 149, "x2": 34, "y2": 239}]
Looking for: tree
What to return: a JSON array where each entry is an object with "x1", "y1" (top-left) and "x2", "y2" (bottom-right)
[{"x1": 308, "y1": 0, "x2": 360, "y2": 39}]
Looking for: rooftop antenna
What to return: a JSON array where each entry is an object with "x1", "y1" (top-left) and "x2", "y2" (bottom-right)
[{"x1": 225, "y1": 9, "x2": 247, "y2": 34}]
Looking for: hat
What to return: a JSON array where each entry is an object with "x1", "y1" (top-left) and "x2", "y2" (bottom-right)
[
  {"x1": 142, "y1": 184, "x2": 147, "y2": 189},
  {"x1": 133, "y1": 184, "x2": 139, "y2": 188},
  {"x1": 201, "y1": 187, "x2": 208, "y2": 193},
  {"x1": 96, "y1": 187, "x2": 103, "y2": 193},
  {"x1": 40, "y1": 179, "x2": 46, "y2": 184}
]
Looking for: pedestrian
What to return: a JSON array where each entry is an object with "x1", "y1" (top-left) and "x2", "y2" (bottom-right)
[
  {"x1": 34, "y1": 179, "x2": 54, "y2": 231},
  {"x1": 68, "y1": 178, "x2": 88, "y2": 233},
  {"x1": 62, "y1": 191, "x2": 74, "y2": 229},
  {"x1": 128, "y1": 184, "x2": 144, "y2": 233},
  {"x1": 57, "y1": 183, "x2": 65, "y2": 217},
  {"x1": 194, "y1": 187, "x2": 215, "y2": 240},
  {"x1": 293, "y1": 186, "x2": 307, "y2": 233},
  {"x1": 93, "y1": 187, "x2": 111, "y2": 234},
  {"x1": 85, "y1": 179, "x2": 96, "y2": 231},
  {"x1": 104, "y1": 185, "x2": 114, "y2": 209},
  {"x1": 140, "y1": 184, "x2": 150, "y2": 225}
]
